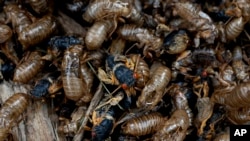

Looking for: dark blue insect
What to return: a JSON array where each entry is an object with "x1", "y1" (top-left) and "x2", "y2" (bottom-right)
[
  {"x1": 1, "y1": 62, "x2": 15, "y2": 81},
  {"x1": 92, "y1": 108, "x2": 116, "y2": 141},
  {"x1": 48, "y1": 36, "x2": 82, "y2": 56},
  {"x1": 30, "y1": 79, "x2": 51, "y2": 97},
  {"x1": 30, "y1": 71, "x2": 61, "y2": 97},
  {"x1": 106, "y1": 55, "x2": 136, "y2": 89},
  {"x1": 92, "y1": 118, "x2": 114, "y2": 141}
]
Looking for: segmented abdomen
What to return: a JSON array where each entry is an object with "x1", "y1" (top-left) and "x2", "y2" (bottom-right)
[
  {"x1": 122, "y1": 113, "x2": 165, "y2": 136},
  {"x1": 225, "y1": 17, "x2": 245, "y2": 40},
  {"x1": 13, "y1": 52, "x2": 45, "y2": 83},
  {"x1": 0, "y1": 93, "x2": 29, "y2": 140},
  {"x1": 62, "y1": 76, "x2": 84, "y2": 101}
]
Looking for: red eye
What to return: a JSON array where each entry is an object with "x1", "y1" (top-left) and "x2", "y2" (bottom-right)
[
  {"x1": 202, "y1": 70, "x2": 207, "y2": 77},
  {"x1": 133, "y1": 73, "x2": 139, "y2": 79},
  {"x1": 91, "y1": 131, "x2": 96, "y2": 137},
  {"x1": 121, "y1": 83, "x2": 128, "y2": 89}
]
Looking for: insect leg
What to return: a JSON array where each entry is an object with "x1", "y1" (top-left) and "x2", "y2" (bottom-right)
[{"x1": 97, "y1": 68, "x2": 114, "y2": 85}]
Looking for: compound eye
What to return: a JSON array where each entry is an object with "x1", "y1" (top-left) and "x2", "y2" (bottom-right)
[
  {"x1": 121, "y1": 83, "x2": 128, "y2": 89},
  {"x1": 133, "y1": 73, "x2": 139, "y2": 79},
  {"x1": 91, "y1": 131, "x2": 96, "y2": 138},
  {"x1": 201, "y1": 70, "x2": 207, "y2": 78}
]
